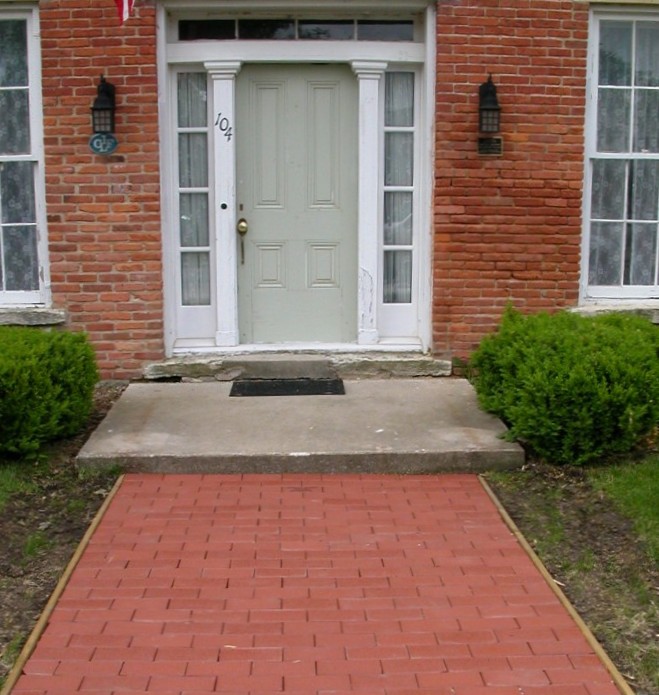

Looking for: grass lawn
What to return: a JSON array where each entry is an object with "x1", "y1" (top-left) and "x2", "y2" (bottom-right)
[
  {"x1": 589, "y1": 456, "x2": 659, "y2": 566},
  {"x1": 0, "y1": 463, "x2": 36, "y2": 510}
]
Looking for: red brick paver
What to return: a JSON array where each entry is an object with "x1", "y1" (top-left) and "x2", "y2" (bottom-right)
[{"x1": 11, "y1": 474, "x2": 622, "y2": 694}]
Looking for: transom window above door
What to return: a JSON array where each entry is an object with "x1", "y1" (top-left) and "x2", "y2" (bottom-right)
[{"x1": 177, "y1": 18, "x2": 417, "y2": 42}]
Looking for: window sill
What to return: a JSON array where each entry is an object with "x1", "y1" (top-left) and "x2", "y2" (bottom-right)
[
  {"x1": 0, "y1": 308, "x2": 66, "y2": 327},
  {"x1": 573, "y1": 301, "x2": 659, "y2": 325}
]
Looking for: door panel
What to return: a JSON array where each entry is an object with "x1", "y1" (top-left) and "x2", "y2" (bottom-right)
[
  {"x1": 237, "y1": 64, "x2": 358, "y2": 343},
  {"x1": 253, "y1": 82, "x2": 284, "y2": 207}
]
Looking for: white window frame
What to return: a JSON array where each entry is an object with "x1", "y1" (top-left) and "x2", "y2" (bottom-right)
[
  {"x1": 0, "y1": 5, "x2": 49, "y2": 306},
  {"x1": 581, "y1": 7, "x2": 659, "y2": 302}
]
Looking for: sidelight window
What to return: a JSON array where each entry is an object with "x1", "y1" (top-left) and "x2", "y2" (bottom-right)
[
  {"x1": 176, "y1": 73, "x2": 211, "y2": 306},
  {"x1": 383, "y1": 72, "x2": 415, "y2": 304}
]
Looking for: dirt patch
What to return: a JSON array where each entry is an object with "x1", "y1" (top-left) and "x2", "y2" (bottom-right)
[
  {"x1": 0, "y1": 382, "x2": 126, "y2": 686},
  {"x1": 487, "y1": 462, "x2": 659, "y2": 695}
]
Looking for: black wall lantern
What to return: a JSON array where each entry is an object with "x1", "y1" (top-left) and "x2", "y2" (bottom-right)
[
  {"x1": 478, "y1": 74, "x2": 501, "y2": 133},
  {"x1": 91, "y1": 75, "x2": 116, "y2": 134}
]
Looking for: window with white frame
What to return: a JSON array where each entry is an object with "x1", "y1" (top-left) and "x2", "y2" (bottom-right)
[
  {"x1": 585, "y1": 14, "x2": 659, "y2": 298},
  {"x1": 0, "y1": 10, "x2": 46, "y2": 305}
]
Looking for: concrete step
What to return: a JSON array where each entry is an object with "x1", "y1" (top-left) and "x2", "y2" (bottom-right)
[
  {"x1": 77, "y1": 379, "x2": 524, "y2": 474},
  {"x1": 142, "y1": 352, "x2": 453, "y2": 381}
]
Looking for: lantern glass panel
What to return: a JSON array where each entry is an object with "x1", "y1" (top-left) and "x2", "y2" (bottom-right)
[
  {"x1": 479, "y1": 108, "x2": 499, "y2": 133},
  {"x1": 92, "y1": 108, "x2": 114, "y2": 134}
]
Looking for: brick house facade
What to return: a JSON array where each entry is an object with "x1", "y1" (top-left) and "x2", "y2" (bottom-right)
[{"x1": 1, "y1": 1, "x2": 657, "y2": 378}]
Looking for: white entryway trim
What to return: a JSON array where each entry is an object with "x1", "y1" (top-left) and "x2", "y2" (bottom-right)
[
  {"x1": 160, "y1": 0, "x2": 433, "y2": 9},
  {"x1": 158, "y1": 2, "x2": 435, "y2": 356}
]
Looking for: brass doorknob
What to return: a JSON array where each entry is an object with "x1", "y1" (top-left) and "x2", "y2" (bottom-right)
[{"x1": 236, "y1": 218, "x2": 248, "y2": 235}]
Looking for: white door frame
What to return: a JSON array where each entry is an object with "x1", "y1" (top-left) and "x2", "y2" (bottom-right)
[{"x1": 158, "y1": 3, "x2": 436, "y2": 355}]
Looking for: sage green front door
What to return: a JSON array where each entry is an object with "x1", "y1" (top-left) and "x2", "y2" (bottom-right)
[{"x1": 236, "y1": 64, "x2": 358, "y2": 343}]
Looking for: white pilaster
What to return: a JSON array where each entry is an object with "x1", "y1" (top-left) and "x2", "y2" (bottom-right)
[
  {"x1": 352, "y1": 61, "x2": 387, "y2": 345},
  {"x1": 205, "y1": 61, "x2": 242, "y2": 346}
]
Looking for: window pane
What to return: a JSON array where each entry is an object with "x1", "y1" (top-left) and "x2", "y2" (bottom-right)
[
  {"x1": 591, "y1": 159, "x2": 626, "y2": 219},
  {"x1": 239, "y1": 20, "x2": 294, "y2": 40},
  {"x1": 0, "y1": 90, "x2": 30, "y2": 155},
  {"x1": 633, "y1": 90, "x2": 659, "y2": 153},
  {"x1": 624, "y1": 223, "x2": 656, "y2": 285},
  {"x1": 178, "y1": 134, "x2": 208, "y2": 188},
  {"x1": 357, "y1": 21, "x2": 413, "y2": 42},
  {"x1": 589, "y1": 222, "x2": 623, "y2": 285},
  {"x1": 178, "y1": 73, "x2": 207, "y2": 128},
  {"x1": 180, "y1": 193, "x2": 209, "y2": 247},
  {"x1": 385, "y1": 133, "x2": 414, "y2": 186},
  {"x1": 385, "y1": 73, "x2": 414, "y2": 127},
  {"x1": 179, "y1": 20, "x2": 235, "y2": 41},
  {"x1": 599, "y1": 21, "x2": 632, "y2": 86},
  {"x1": 635, "y1": 22, "x2": 659, "y2": 87},
  {"x1": 1, "y1": 161, "x2": 36, "y2": 224},
  {"x1": 597, "y1": 88, "x2": 630, "y2": 152},
  {"x1": 629, "y1": 161, "x2": 659, "y2": 221},
  {"x1": 298, "y1": 21, "x2": 354, "y2": 40},
  {"x1": 181, "y1": 252, "x2": 211, "y2": 305},
  {"x1": 384, "y1": 192, "x2": 413, "y2": 245},
  {"x1": 0, "y1": 20, "x2": 28, "y2": 87},
  {"x1": 2, "y1": 225, "x2": 39, "y2": 291},
  {"x1": 384, "y1": 250, "x2": 412, "y2": 303}
]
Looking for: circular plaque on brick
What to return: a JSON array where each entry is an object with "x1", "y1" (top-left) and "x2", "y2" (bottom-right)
[{"x1": 89, "y1": 132, "x2": 118, "y2": 155}]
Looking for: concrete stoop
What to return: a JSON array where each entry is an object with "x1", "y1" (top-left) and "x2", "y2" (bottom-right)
[{"x1": 77, "y1": 378, "x2": 524, "y2": 474}]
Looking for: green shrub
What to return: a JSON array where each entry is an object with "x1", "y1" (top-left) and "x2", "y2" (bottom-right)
[
  {"x1": 470, "y1": 307, "x2": 659, "y2": 466},
  {"x1": 0, "y1": 328, "x2": 98, "y2": 458}
]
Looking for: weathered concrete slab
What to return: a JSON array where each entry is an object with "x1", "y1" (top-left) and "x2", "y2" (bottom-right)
[
  {"x1": 142, "y1": 352, "x2": 452, "y2": 381},
  {"x1": 77, "y1": 379, "x2": 524, "y2": 473}
]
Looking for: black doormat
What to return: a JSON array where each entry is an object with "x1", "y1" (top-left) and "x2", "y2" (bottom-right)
[{"x1": 230, "y1": 377, "x2": 345, "y2": 397}]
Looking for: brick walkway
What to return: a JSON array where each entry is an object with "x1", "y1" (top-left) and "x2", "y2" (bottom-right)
[{"x1": 11, "y1": 475, "x2": 622, "y2": 694}]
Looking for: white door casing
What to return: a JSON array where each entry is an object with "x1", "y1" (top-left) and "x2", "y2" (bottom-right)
[{"x1": 160, "y1": 4, "x2": 435, "y2": 354}]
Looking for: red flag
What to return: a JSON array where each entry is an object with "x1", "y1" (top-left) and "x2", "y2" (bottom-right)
[{"x1": 114, "y1": 0, "x2": 135, "y2": 24}]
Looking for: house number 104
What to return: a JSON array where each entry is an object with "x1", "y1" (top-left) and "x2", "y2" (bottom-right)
[{"x1": 215, "y1": 113, "x2": 233, "y2": 141}]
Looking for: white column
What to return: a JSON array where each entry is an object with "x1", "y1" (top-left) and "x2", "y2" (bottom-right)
[
  {"x1": 352, "y1": 61, "x2": 387, "y2": 345},
  {"x1": 205, "y1": 61, "x2": 241, "y2": 346}
]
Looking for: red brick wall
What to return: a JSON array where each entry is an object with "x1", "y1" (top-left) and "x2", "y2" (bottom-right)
[
  {"x1": 38, "y1": 0, "x2": 589, "y2": 377},
  {"x1": 433, "y1": 0, "x2": 588, "y2": 360},
  {"x1": 41, "y1": 0, "x2": 162, "y2": 379}
]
